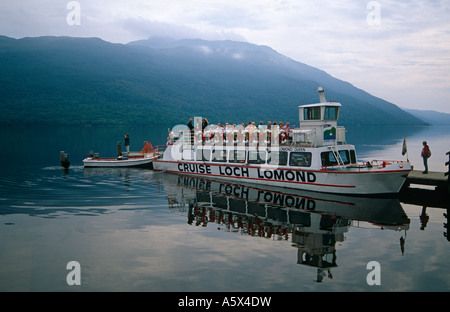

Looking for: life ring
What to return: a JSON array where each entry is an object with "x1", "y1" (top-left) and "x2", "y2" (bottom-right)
[
  {"x1": 264, "y1": 129, "x2": 271, "y2": 144},
  {"x1": 232, "y1": 130, "x2": 239, "y2": 144},
  {"x1": 224, "y1": 130, "x2": 233, "y2": 144},
  {"x1": 242, "y1": 130, "x2": 249, "y2": 144},
  {"x1": 251, "y1": 130, "x2": 260, "y2": 144},
  {"x1": 213, "y1": 130, "x2": 222, "y2": 143},
  {"x1": 195, "y1": 131, "x2": 203, "y2": 143},
  {"x1": 204, "y1": 130, "x2": 212, "y2": 143},
  {"x1": 279, "y1": 130, "x2": 287, "y2": 144}
]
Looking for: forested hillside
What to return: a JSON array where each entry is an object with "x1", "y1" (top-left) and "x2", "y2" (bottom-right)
[{"x1": 0, "y1": 35, "x2": 427, "y2": 127}]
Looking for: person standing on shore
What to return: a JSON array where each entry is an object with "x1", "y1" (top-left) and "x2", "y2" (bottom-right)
[{"x1": 421, "y1": 141, "x2": 431, "y2": 174}]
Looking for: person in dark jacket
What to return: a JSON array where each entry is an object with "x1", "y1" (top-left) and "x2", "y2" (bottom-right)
[
  {"x1": 421, "y1": 141, "x2": 431, "y2": 174},
  {"x1": 124, "y1": 134, "x2": 130, "y2": 153}
]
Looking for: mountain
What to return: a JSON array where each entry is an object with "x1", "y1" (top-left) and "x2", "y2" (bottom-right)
[
  {"x1": 403, "y1": 108, "x2": 450, "y2": 126},
  {"x1": 0, "y1": 35, "x2": 427, "y2": 127}
]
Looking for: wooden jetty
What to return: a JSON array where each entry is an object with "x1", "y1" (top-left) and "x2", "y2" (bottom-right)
[
  {"x1": 400, "y1": 155, "x2": 450, "y2": 210},
  {"x1": 400, "y1": 171, "x2": 449, "y2": 210},
  {"x1": 404, "y1": 151, "x2": 450, "y2": 194},
  {"x1": 405, "y1": 170, "x2": 448, "y2": 190}
]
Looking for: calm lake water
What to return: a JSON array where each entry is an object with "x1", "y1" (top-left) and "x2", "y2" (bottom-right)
[{"x1": 0, "y1": 124, "x2": 449, "y2": 292}]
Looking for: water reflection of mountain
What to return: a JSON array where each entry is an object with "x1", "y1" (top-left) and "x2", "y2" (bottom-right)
[{"x1": 157, "y1": 173, "x2": 410, "y2": 283}]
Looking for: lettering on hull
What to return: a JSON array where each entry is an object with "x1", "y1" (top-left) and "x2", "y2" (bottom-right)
[
  {"x1": 176, "y1": 162, "x2": 317, "y2": 184},
  {"x1": 178, "y1": 176, "x2": 316, "y2": 210}
]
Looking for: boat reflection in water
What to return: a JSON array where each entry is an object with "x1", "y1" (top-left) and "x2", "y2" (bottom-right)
[{"x1": 157, "y1": 173, "x2": 410, "y2": 283}]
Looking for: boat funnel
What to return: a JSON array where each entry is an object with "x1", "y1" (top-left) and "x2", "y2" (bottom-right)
[{"x1": 316, "y1": 87, "x2": 326, "y2": 103}]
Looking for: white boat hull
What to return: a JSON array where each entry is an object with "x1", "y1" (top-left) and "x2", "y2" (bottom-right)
[
  {"x1": 152, "y1": 159, "x2": 410, "y2": 195},
  {"x1": 154, "y1": 87, "x2": 412, "y2": 195}
]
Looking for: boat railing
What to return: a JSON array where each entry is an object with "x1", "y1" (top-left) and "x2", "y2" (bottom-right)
[
  {"x1": 167, "y1": 127, "x2": 347, "y2": 148},
  {"x1": 155, "y1": 145, "x2": 167, "y2": 153},
  {"x1": 321, "y1": 159, "x2": 409, "y2": 172},
  {"x1": 370, "y1": 159, "x2": 409, "y2": 165}
]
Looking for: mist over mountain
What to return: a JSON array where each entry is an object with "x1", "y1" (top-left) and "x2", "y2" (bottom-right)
[
  {"x1": 0, "y1": 35, "x2": 427, "y2": 127},
  {"x1": 403, "y1": 108, "x2": 450, "y2": 126}
]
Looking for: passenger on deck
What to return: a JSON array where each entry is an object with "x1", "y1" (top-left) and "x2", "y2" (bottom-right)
[
  {"x1": 283, "y1": 122, "x2": 291, "y2": 141},
  {"x1": 187, "y1": 118, "x2": 194, "y2": 131},
  {"x1": 258, "y1": 121, "x2": 264, "y2": 131},
  {"x1": 202, "y1": 118, "x2": 209, "y2": 130},
  {"x1": 124, "y1": 134, "x2": 130, "y2": 153}
]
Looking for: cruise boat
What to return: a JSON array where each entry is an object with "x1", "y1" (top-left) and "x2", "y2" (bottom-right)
[{"x1": 152, "y1": 87, "x2": 411, "y2": 195}]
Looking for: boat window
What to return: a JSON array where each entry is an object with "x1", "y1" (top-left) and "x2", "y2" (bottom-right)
[
  {"x1": 212, "y1": 149, "x2": 227, "y2": 162},
  {"x1": 324, "y1": 106, "x2": 338, "y2": 120},
  {"x1": 228, "y1": 150, "x2": 246, "y2": 163},
  {"x1": 321, "y1": 150, "x2": 354, "y2": 166},
  {"x1": 196, "y1": 148, "x2": 211, "y2": 161},
  {"x1": 267, "y1": 151, "x2": 288, "y2": 166},
  {"x1": 339, "y1": 150, "x2": 350, "y2": 164},
  {"x1": 289, "y1": 152, "x2": 312, "y2": 167},
  {"x1": 321, "y1": 151, "x2": 337, "y2": 166},
  {"x1": 350, "y1": 150, "x2": 357, "y2": 164},
  {"x1": 304, "y1": 107, "x2": 321, "y2": 120},
  {"x1": 248, "y1": 151, "x2": 266, "y2": 164}
]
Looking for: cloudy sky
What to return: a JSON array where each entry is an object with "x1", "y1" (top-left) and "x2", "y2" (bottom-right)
[{"x1": 1, "y1": 0, "x2": 449, "y2": 113}]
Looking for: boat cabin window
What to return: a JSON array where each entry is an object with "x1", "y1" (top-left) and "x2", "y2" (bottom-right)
[
  {"x1": 349, "y1": 150, "x2": 356, "y2": 164},
  {"x1": 267, "y1": 151, "x2": 288, "y2": 166},
  {"x1": 339, "y1": 150, "x2": 357, "y2": 164},
  {"x1": 321, "y1": 150, "x2": 356, "y2": 166},
  {"x1": 338, "y1": 150, "x2": 350, "y2": 164},
  {"x1": 324, "y1": 106, "x2": 338, "y2": 120},
  {"x1": 322, "y1": 151, "x2": 336, "y2": 166},
  {"x1": 248, "y1": 151, "x2": 266, "y2": 164},
  {"x1": 212, "y1": 149, "x2": 227, "y2": 162},
  {"x1": 196, "y1": 148, "x2": 211, "y2": 161},
  {"x1": 304, "y1": 107, "x2": 321, "y2": 120},
  {"x1": 289, "y1": 152, "x2": 312, "y2": 167},
  {"x1": 228, "y1": 150, "x2": 246, "y2": 163}
]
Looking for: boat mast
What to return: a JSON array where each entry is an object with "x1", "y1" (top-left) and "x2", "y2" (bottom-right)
[{"x1": 317, "y1": 87, "x2": 327, "y2": 103}]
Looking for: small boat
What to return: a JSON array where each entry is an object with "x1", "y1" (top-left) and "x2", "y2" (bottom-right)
[
  {"x1": 83, "y1": 141, "x2": 159, "y2": 168},
  {"x1": 152, "y1": 87, "x2": 412, "y2": 195}
]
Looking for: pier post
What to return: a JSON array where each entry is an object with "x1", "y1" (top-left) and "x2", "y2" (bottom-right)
[
  {"x1": 60, "y1": 151, "x2": 70, "y2": 169},
  {"x1": 444, "y1": 209, "x2": 450, "y2": 242},
  {"x1": 446, "y1": 151, "x2": 450, "y2": 193},
  {"x1": 117, "y1": 141, "x2": 122, "y2": 157}
]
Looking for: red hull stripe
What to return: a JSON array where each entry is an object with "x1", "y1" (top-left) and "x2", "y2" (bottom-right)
[
  {"x1": 153, "y1": 159, "x2": 410, "y2": 174},
  {"x1": 154, "y1": 167, "x2": 356, "y2": 188}
]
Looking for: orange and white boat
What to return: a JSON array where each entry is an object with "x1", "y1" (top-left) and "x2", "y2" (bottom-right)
[{"x1": 83, "y1": 141, "x2": 160, "y2": 168}]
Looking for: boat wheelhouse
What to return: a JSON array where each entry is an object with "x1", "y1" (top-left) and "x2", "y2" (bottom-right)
[{"x1": 152, "y1": 87, "x2": 411, "y2": 195}]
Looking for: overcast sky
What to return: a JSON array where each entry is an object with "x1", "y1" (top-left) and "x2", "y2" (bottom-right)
[{"x1": 1, "y1": 0, "x2": 449, "y2": 113}]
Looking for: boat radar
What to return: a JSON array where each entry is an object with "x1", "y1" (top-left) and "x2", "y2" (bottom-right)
[{"x1": 316, "y1": 87, "x2": 327, "y2": 103}]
